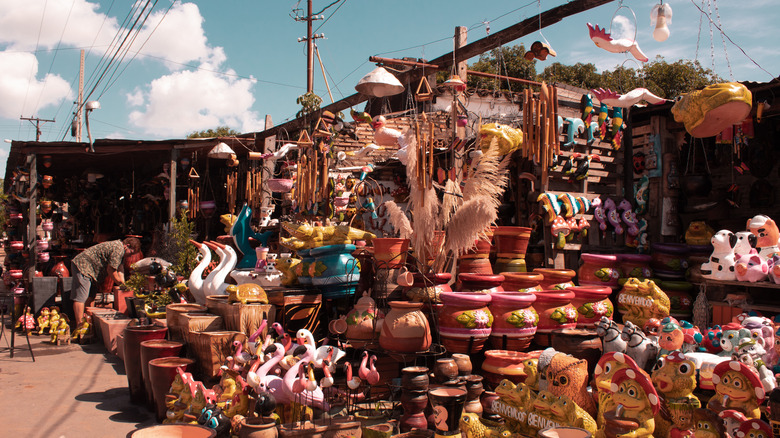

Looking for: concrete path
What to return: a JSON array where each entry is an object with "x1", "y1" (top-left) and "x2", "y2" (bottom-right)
[{"x1": 0, "y1": 328, "x2": 156, "y2": 437}]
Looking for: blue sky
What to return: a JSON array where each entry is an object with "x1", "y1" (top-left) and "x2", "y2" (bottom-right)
[{"x1": 0, "y1": 0, "x2": 777, "y2": 177}]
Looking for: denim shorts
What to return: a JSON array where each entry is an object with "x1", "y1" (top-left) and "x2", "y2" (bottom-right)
[{"x1": 70, "y1": 262, "x2": 94, "y2": 303}]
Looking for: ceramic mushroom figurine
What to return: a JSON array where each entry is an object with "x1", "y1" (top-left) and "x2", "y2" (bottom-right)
[
  {"x1": 719, "y1": 409, "x2": 748, "y2": 438},
  {"x1": 734, "y1": 418, "x2": 772, "y2": 438},
  {"x1": 707, "y1": 360, "x2": 765, "y2": 419},
  {"x1": 603, "y1": 367, "x2": 660, "y2": 438},
  {"x1": 593, "y1": 352, "x2": 640, "y2": 428}
]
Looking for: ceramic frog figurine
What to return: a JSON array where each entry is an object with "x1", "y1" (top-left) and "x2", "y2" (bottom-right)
[
  {"x1": 460, "y1": 413, "x2": 512, "y2": 438},
  {"x1": 493, "y1": 379, "x2": 533, "y2": 435},
  {"x1": 275, "y1": 256, "x2": 301, "y2": 286},
  {"x1": 694, "y1": 408, "x2": 727, "y2": 438},
  {"x1": 593, "y1": 352, "x2": 640, "y2": 428},
  {"x1": 550, "y1": 394, "x2": 598, "y2": 435},
  {"x1": 526, "y1": 390, "x2": 559, "y2": 436},
  {"x1": 708, "y1": 360, "x2": 765, "y2": 419},
  {"x1": 598, "y1": 367, "x2": 660, "y2": 438},
  {"x1": 652, "y1": 351, "x2": 701, "y2": 438},
  {"x1": 617, "y1": 278, "x2": 671, "y2": 327},
  {"x1": 522, "y1": 358, "x2": 540, "y2": 391}
]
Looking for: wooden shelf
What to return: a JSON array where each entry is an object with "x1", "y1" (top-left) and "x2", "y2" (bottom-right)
[{"x1": 704, "y1": 279, "x2": 780, "y2": 290}]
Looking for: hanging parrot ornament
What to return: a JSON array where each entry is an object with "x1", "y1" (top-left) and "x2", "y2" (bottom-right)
[
  {"x1": 609, "y1": 107, "x2": 624, "y2": 150},
  {"x1": 581, "y1": 93, "x2": 595, "y2": 124},
  {"x1": 597, "y1": 103, "x2": 609, "y2": 139}
]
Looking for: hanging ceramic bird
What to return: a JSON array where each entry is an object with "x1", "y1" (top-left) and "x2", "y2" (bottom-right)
[
  {"x1": 581, "y1": 93, "x2": 595, "y2": 124},
  {"x1": 609, "y1": 107, "x2": 624, "y2": 150},
  {"x1": 564, "y1": 118, "x2": 585, "y2": 148},
  {"x1": 587, "y1": 23, "x2": 649, "y2": 62},
  {"x1": 597, "y1": 103, "x2": 609, "y2": 139},
  {"x1": 569, "y1": 155, "x2": 601, "y2": 183},
  {"x1": 592, "y1": 88, "x2": 668, "y2": 107}
]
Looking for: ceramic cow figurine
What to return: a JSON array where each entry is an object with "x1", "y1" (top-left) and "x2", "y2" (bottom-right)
[{"x1": 701, "y1": 230, "x2": 738, "y2": 281}]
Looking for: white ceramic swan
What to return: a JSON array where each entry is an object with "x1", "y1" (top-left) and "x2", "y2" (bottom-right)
[
  {"x1": 187, "y1": 240, "x2": 211, "y2": 304},
  {"x1": 203, "y1": 241, "x2": 237, "y2": 296}
]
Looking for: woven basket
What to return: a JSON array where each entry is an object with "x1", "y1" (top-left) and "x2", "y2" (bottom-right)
[
  {"x1": 166, "y1": 303, "x2": 208, "y2": 341},
  {"x1": 206, "y1": 295, "x2": 275, "y2": 338},
  {"x1": 187, "y1": 330, "x2": 246, "y2": 379}
]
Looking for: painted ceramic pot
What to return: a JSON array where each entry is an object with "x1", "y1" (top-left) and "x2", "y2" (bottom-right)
[
  {"x1": 489, "y1": 291, "x2": 538, "y2": 350},
  {"x1": 267, "y1": 178, "x2": 294, "y2": 193},
  {"x1": 400, "y1": 390, "x2": 428, "y2": 432},
  {"x1": 501, "y1": 272, "x2": 543, "y2": 292},
  {"x1": 494, "y1": 257, "x2": 527, "y2": 273},
  {"x1": 50, "y1": 256, "x2": 70, "y2": 277},
  {"x1": 433, "y1": 358, "x2": 459, "y2": 383},
  {"x1": 379, "y1": 301, "x2": 431, "y2": 353},
  {"x1": 428, "y1": 387, "x2": 467, "y2": 434},
  {"x1": 619, "y1": 254, "x2": 653, "y2": 280},
  {"x1": 41, "y1": 219, "x2": 54, "y2": 232},
  {"x1": 438, "y1": 292, "x2": 493, "y2": 354},
  {"x1": 238, "y1": 417, "x2": 278, "y2": 438},
  {"x1": 37, "y1": 252, "x2": 50, "y2": 263},
  {"x1": 9, "y1": 241, "x2": 24, "y2": 251},
  {"x1": 493, "y1": 226, "x2": 532, "y2": 258},
  {"x1": 534, "y1": 268, "x2": 576, "y2": 290},
  {"x1": 568, "y1": 286, "x2": 614, "y2": 328},
  {"x1": 464, "y1": 375, "x2": 485, "y2": 415},
  {"x1": 651, "y1": 243, "x2": 689, "y2": 279},
  {"x1": 372, "y1": 238, "x2": 410, "y2": 269},
  {"x1": 660, "y1": 280, "x2": 694, "y2": 320},
  {"x1": 578, "y1": 253, "x2": 622, "y2": 288},
  {"x1": 458, "y1": 273, "x2": 505, "y2": 292},
  {"x1": 345, "y1": 294, "x2": 384, "y2": 348},
  {"x1": 481, "y1": 349, "x2": 540, "y2": 388},
  {"x1": 457, "y1": 257, "x2": 494, "y2": 275},
  {"x1": 294, "y1": 249, "x2": 315, "y2": 285},
  {"x1": 310, "y1": 244, "x2": 360, "y2": 298},
  {"x1": 35, "y1": 240, "x2": 49, "y2": 251},
  {"x1": 533, "y1": 290, "x2": 577, "y2": 333},
  {"x1": 123, "y1": 322, "x2": 168, "y2": 404}
]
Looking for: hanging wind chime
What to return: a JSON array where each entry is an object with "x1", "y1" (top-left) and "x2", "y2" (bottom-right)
[{"x1": 187, "y1": 166, "x2": 201, "y2": 220}]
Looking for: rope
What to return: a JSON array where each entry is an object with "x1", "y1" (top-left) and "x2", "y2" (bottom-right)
[{"x1": 712, "y1": 0, "x2": 733, "y2": 80}]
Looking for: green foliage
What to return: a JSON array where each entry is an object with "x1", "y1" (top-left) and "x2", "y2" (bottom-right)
[
  {"x1": 296, "y1": 92, "x2": 322, "y2": 118},
  {"x1": 187, "y1": 126, "x2": 240, "y2": 139},
  {"x1": 638, "y1": 57, "x2": 721, "y2": 99},
  {"x1": 539, "y1": 62, "x2": 602, "y2": 90},
  {"x1": 467, "y1": 44, "x2": 537, "y2": 90},
  {"x1": 154, "y1": 212, "x2": 199, "y2": 279},
  {"x1": 126, "y1": 272, "x2": 147, "y2": 295}
]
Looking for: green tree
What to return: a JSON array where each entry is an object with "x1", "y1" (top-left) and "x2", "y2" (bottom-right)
[
  {"x1": 187, "y1": 126, "x2": 240, "y2": 139},
  {"x1": 639, "y1": 57, "x2": 721, "y2": 99},
  {"x1": 466, "y1": 44, "x2": 537, "y2": 90},
  {"x1": 539, "y1": 62, "x2": 602, "y2": 90},
  {"x1": 296, "y1": 92, "x2": 322, "y2": 118}
]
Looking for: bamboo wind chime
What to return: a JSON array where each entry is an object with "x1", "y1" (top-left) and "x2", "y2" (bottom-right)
[
  {"x1": 226, "y1": 168, "x2": 238, "y2": 214},
  {"x1": 245, "y1": 162, "x2": 262, "y2": 210},
  {"x1": 523, "y1": 83, "x2": 559, "y2": 186},
  {"x1": 414, "y1": 116, "x2": 435, "y2": 206},
  {"x1": 187, "y1": 167, "x2": 200, "y2": 220}
]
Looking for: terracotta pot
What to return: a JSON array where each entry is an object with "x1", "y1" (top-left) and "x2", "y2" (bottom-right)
[
  {"x1": 451, "y1": 353, "x2": 472, "y2": 375},
  {"x1": 464, "y1": 234, "x2": 493, "y2": 257},
  {"x1": 427, "y1": 387, "x2": 467, "y2": 434},
  {"x1": 539, "y1": 426, "x2": 592, "y2": 438},
  {"x1": 457, "y1": 257, "x2": 494, "y2": 275},
  {"x1": 464, "y1": 375, "x2": 484, "y2": 415},
  {"x1": 493, "y1": 226, "x2": 532, "y2": 258},
  {"x1": 407, "y1": 272, "x2": 452, "y2": 298},
  {"x1": 362, "y1": 423, "x2": 394, "y2": 438},
  {"x1": 379, "y1": 301, "x2": 431, "y2": 353},
  {"x1": 433, "y1": 358, "x2": 459, "y2": 383},
  {"x1": 399, "y1": 411, "x2": 428, "y2": 433},
  {"x1": 345, "y1": 294, "x2": 384, "y2": 348},
  {"x1": 619, "y1": 254, "x2": 653, "y2": 280},
  {"x1": 123, "y1": 323, "x2": 168, "y2": 404},
  {"x1": 401, "y1": 389, "x2": 429, "y2": 412},
  {"x1": 438, "y1": 292, "x2": 493, "y2": 354},
  {"x1": 126, "y1": 423, "x2": 215, "y2": 438},
  {"x1": 661, "y1": 280, "x2": 694, "y2": 320},
  {"x1": 480, "y1": 390, "x2": 501, "y2": 421},
  {"x1": 458, "y1": 273, "x2": 505, "y2": 292},
  {"x1": 533, "y1": 290, "x2": 577, "y2": 334},
  {"x1": 488, "y1": 291, "x2": 537, "y2": 350},
  {"x1": 372, "y1": 238, "x2": 410, "y2": 269},
  {"x1": 401, "y1": 366, "x2": 430, "y2": 391},
  {"x1": 650, "y1": 243, "x2": 689, "y2": 279},
  {"x1": 578, "y1": 253, "x2": 621, "y2": 288},
  {"x1": 50, "y1": 258, "x2": 70, "y2": 278},
  {"x1": 494, "y1": 257, "x2": 527, "y2": 273},
  {"x1": 550, "y1": 328, "x2": 603, "y2": 376},
  {"x1": 147, "y1": 356, "x2": 195, "y2": 422},
  {"x1": 239, "y1": 417, "x2": 279, "y2": 438},
  {"x1": 124, "y1": 249, "x2": 144, "y2": 275},
  {"x1": 165, "y1": 303, "x2": 208, "y2": 341},
  {"x1": 140, "y1": 339, "x2": 184, "y2": 408},
  {"x1": 568, "y1": 286, "x2": 614, "y2": 328},
  {"x1": 534, "y1": 268, "x2": 576, "y2": 289},
  {"x1": 481, "y1": 349, "x2": 539, "y2": 388}
]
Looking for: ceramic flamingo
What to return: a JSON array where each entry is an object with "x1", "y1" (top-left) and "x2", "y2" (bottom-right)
[
  {"x1": 603, "y1": 198, "x2": 624, "y2": 235},
  {"x1": 282, "y1": 356, "x2": 329, "y2": 411},
  {"x1": 247, "y1": 320, "x2": 267, "y2": 356},
  {"x1": 358, "y1": 351, "x2": 370, "y2": 382},
  {"x1": 618, "y1": 199, "x2": 640, "y2": 237},
  {"x1": 232, "y1": 340, "x2": 252, "y2": 366},
  {"x1": 320, "y1": 360, "x2": 335, "y2": 389},
  {"x1": 592, "y1": 87, "x2": 668, "y2": 108},
  {"x1": 587, "y1": 23, "x2": 649, "y2": 62},
  {"x1": 188, "y1": 240, "x2": 212, "y2": 304},
  {"x1": 247, "y1": 344, "x2": 286, "y2": 400},
  {"x1": 366, "y1": 355, "x2": 380, "y2": 385},
  {"x1": 305, "y1": 363, "x2": 318, "y2": 392},
  {"x1": 203, "y1": 241, "x2": 238, "y2": 296}
]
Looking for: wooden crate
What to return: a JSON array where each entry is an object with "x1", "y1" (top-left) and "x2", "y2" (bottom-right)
[
  {"x1": 187, "y1": 330, "x2": 246, "y2": 379},
  {"x1": 181, "y1": 313, "x2": 224, "y2": 335},
  {"x1": 266, "y1": 287, "x2": 323, "y2": 339}
]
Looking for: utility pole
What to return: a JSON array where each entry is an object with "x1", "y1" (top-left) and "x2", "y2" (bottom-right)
[
  {"x1": 294, "y1": 0, "x2": 325, "y2": 93},
  {"x1": 20, "y1": 116, "x2": 55, "y2": 141},
  {"x1": 74, "y1": 49, "x2": 85, "y2": 142}
]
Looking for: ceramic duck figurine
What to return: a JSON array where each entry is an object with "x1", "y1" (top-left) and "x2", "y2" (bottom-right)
[
  {"x1": 707, "y1": 360, "x2": 765, "y2": 419},
  {"x1": 187, "y1": 240, "x2": 212, "y2": 304},
  {"x1": 203, "y1": 241, "x2": 237, "y2": 296}
]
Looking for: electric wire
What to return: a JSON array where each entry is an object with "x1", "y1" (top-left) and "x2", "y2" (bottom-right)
[
  {"x1": 31, "y1": 0, "x2": 77, "y2": 119},
  {"x1": 20, "y1": 0, "x2": 49, "y2": 123}
]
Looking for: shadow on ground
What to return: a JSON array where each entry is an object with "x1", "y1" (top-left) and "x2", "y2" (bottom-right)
[{"x1": 76, "y1": 387, "x2": 156, "y2": 426}]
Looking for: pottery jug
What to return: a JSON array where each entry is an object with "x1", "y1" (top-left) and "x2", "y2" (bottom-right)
[
  {"x1": 534, "y1": 268, "x2": 576, "y2": 289},
  {"x1": 238, "y1": 417, "x2": 278, "y2": 438},
  {"x1": 533, "y1": 290, "x2": 578, "y2": 334},
  {"x1": 464, "y1": 375, "x2": 485, "y2": 415},
  {"x1": 488, "y1": 291, "x2": 538, "y2": 350},
  {"x1": 345, "y1": 293, "x2": 384, "y2": 348},
  {"x1": 401, "y1": 366, "x2": 430, "y2": 391},
  {"x1": 451, "y1": 353, "x2": 472, "y2": 375},
  {"x1": 578, "y1": 253, "x2": 622, "y2": 288},
  {"x1": 501, "y1": 272, "x2": 543, "y2": 292},
  {"x1": 438, "y1": 292, "x2": 493, "y2": 354},
  {"x1": 568, "y1": 286, "x2": 614, "y2": 328},
  {"x1": 433, "y1": 358, "x2": 459, "y2": 383},
  {"x1": 379, "y1": 301, "x2": 431, "y2": 353}
]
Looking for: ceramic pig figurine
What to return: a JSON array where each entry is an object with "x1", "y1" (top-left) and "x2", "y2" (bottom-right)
[
  {"x1": 701, "y1": 230, "x2": 738, "y2": 281},
  {"x1": 734, "y1": 252, "x2": 769, "y2": 283},
  {"x1": 768, "y1": 254, "x2": 780, "y2": 284}
]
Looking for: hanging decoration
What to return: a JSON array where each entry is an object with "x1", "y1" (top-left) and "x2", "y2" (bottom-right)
[
  {"x1": 671, "y1": 82, "x2": 752, "y2": 138},
  {"x1": 591, "y1": 88, "x2": 668, "y2": 108},
  {"x1": 354, "y1": 66, "x2": 405, "y2": 97},
  {"x1": 187, "y1": 167, "x2": 200, "y2": 220},
  {"x1": 650, "y1": 1, "x2": 672, "y2": 42},
  {"x1": 586, "y1": 19, "x2": 649, "y2": 62}
]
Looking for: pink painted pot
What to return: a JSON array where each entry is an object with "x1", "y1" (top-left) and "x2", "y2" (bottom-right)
[
  {"x1": 578, "y1": 253, "x2": 621, "y2": 288},
  {"x1": 567, "y1": 286, "x2": 614, "y2": 328},
  {"x1": 619, "y1": 253, "x2": 653, "y2": 279},
  {"x1": 489, "y1": 292, "x2": 537, "y2": 350},
  {"x1": 532, "y1": 290, "x2": 577, "y2": 334},
  {"x1": 438, "y1": 292, "x2": 493, "y2": 354},
  {"x1": 533, "y1": 268, "x2": 576, "y2": 290}
]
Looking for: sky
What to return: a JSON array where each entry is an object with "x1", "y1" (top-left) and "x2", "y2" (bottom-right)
[{"x1": 0, "y1": 0, "x2": 778, "y2": 177}]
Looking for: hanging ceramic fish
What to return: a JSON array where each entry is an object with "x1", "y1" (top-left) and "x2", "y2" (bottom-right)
[
  {"x1": 587, "y1": 23, "x2": 649, "y2": 62},
  {"x1": 563, "y1": 117, "x2": 585, "y2": 148}
]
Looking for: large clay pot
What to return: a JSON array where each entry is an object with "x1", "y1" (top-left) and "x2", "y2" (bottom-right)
[
  {"x1": 310, "y1": 244, "x2": 360, "y2": 299},
  {"x1": 539, "y1": 426, "x2": 592, "y2": 438},
  {"x1": 650, "y1": 243, "x2": 689, "y2": 279},
  {"x1": 550, "y1": 328, "x2": 603, "y2": 376},
  {"x1": 428, "y1": 387, "x2": 467, "y2": 435},
  {"x1": 619, "y1": 254, "x2": 653, "y2": 280},
  {"x1": 147, "y1": 356, "x2": 195, "y2": 422},
  {"x1": 400, "y1": 389, "x2": 429, "y2": 432},
  {"x1": 379, "y1": 301, "x2": 431, "y2": 353},
  {"x1": 372, "y1": 238, "x2": 410, "y2": 269},
  {"x1": 438, "y1": 292, "x2": 493, "y2": 354},
  {"x1": 401, "y1": 366, "x2": 430, "y2": 391},
  {"x1": 295, "y1": 249, "x2": 315, "y2": 285},
  {"x1": 457, "y1": 257, "x2": 494, "y2": 275},
  {"x1": 458, "y1": 273, "x2": 504, "y2": 292},
  {"x1": 568, "y1": 286, "x2": 614, "y2": 328},
  {"x1": 345, "y1": 293, "x2": 384, "y2": 348},
  {"x1": 493, "y1": 226, "x2": 532, "y2": 258},
  {"x1": 50, "y1": 256, "x2": 70, "y2": 277},
  {"x1": 404, "y1": 272, "x2": 452, "y2": 303},
  {"x1": 501, "y1": 272, "x2": 543, "y2": 292},
  {"x1": 140, "y1": 339, "x2": 184, "y2": 408},
  {"x1": 166, "y1": 303, "x2": 208, "y2": 341},
  {"x1": 480, "y1": 390, "x2": 501, "y2": 421},
  {"x1": 489, "y1": 291, "x2": 537, "y2": 350},
  {"x1": 534, "y1": 268, "x2": 576, "y2": 289},
  {"x1": 126, "y1": 423, "x2": 215, "y2": 438},
  {"x1": 494, "y1": 257, "x2": 527, "y2": 273},
  {"x1": 481, "y1": 349, "x2": 539, "y2": 388},
  {"x1": 533, "y1": 290, "x2": 577, "y2": 335},
  {"x1": 123, "y1": 322, "x2": 168, "y2": 404},
  {"x1": 239, "y1": 417, "x2": 279, "y2": 438},
  {"x1": 578, "y1": 254, "x2": 621, "y2": 288},
  {"x1": 660, "y1": 280, "x2": 694, "y2": 320}
]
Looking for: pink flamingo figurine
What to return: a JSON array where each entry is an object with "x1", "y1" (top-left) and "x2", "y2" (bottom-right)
[
  {"x1": 366, "y1": 355, "x2": 380, "y2": 385},
  {"x1": 358, "y1": 351, "x2": 370, "y2": 382},
  {"x1": 232, "y1": 340, "x2": 252, "y2": 366},
  {"x1": 305, "y1": 363, "x2": 318, "y2": 392},
  {"x1": 320, "y1": 360, "x2": 335, "y2": 389},
  {"x1": 345, "y1": 361, "x2": 362, "y2": 413},
  {"x1": 247, "y1": 319, "x2": 267, "y2": 356}
]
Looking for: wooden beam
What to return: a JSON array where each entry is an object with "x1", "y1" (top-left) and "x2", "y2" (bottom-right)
[
  {"x1": 467, "y1": 69, "x2": 543, "y2": 87},
  {"x1": 368, "y1": 56, "x2": 439, "y2": 69}
]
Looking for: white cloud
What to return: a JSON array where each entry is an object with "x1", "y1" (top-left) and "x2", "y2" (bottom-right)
[
  {"x1": 0, "y1": 51, "x2": 72, "y2": 119},
  {"x1": 610, "y1": 15, "x2": 636, "y2": 41},
  {"x1": 127, "y1": 68, "x2": 262, "y2": 137}
]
